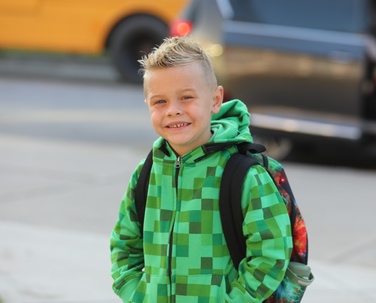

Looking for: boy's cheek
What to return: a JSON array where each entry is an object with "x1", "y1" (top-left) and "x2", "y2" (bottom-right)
[{"x1": 149, "y1": 109, "x2": 158, "y2": 117}]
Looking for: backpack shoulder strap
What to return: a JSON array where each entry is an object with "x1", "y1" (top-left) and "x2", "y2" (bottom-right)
[
  {"x1": 134, "y1": 149, "x2": 153, "y2": 234},
  {"x1": 220, "y1": 150, "x2": 260, "y2": 270}
]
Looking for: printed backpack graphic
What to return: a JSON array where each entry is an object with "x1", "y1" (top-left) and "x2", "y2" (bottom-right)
[{"x1": 263, "y1": 157, "x2": 313, "y2": 302}]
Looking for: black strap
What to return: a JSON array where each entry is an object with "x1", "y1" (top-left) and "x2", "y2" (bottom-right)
[
  {"x1": 134, "y1": 149, "x2": 153, "y2": 234},
  {"x1": 237, "y1": 142, "x2": 266, "y2": 154},
  {"x1": 220, "y1": 152, "x2": 260, "y2": 270}
]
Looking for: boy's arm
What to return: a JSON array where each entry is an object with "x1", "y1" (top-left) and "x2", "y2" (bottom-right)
[
  {"x1": 226, "y1": 165, "x2": 293, "y2": 303},
  {"x1": 110, "y1": 164, "x2": 144, "y2": 302}
]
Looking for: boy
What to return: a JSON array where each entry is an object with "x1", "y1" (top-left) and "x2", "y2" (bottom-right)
[{"x1": 110, "y1": 36, "x2": 292, "y2": 303}]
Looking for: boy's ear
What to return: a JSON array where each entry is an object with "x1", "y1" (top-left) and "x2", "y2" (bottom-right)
[{"x1": 211, "y1": 85, "x2": 224, "y2": 114}]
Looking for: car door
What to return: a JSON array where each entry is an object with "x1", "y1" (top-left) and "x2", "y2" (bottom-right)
[
  {"x1": 0, "y1": 0, "x2": 104, "y2": 52},
  {"x1": 0, "y1": 0, "x2": 40, "y2": 48},
  {"x1": 0, "y1": 0, "x2": 38, "y2": 12},
  {"x1": 222, "y1": 0, "x2": 370, "y2": 122}
]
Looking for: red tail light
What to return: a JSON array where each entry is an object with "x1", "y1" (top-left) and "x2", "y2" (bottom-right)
[{"x1": 169, "y1": 19, "x2": 193, "y2": 37}]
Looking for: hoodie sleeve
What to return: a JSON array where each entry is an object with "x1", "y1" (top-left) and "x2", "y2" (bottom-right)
[
  {"x1": 110, "y1": 162, "x2": 145, "y2": 302},
  {"x1": 226, "y1": 165, "x2": 293, "y2": 303}
]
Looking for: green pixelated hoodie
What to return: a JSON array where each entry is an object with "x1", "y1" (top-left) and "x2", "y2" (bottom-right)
[{"x1": 110, "y1": 100, "x2": 292, "y2": 303}]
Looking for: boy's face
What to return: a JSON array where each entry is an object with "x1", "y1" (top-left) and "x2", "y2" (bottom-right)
[{"x1": 144, "y1": 63, "x2": 223, "y2": 156}]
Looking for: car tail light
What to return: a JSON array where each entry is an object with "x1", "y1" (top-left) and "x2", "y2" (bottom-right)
[{"x1": 170, "y1": 19, "x2": 192, "y2": 37}]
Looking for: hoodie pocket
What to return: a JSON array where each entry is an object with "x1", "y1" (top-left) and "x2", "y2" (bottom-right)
[
  {"x1": 175, "y1": 274, "x2": 226, "y2": 303},
  {"x1": 128, "y1": 273, "x2": 170, "y2": 303}
]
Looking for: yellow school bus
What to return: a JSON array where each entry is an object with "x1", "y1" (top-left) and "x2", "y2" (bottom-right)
[{"x1": 0, "y1": 0, "x2": 187, "y2": 83}]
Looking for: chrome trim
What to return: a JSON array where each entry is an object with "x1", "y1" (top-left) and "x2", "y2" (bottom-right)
[
  {"x1": 224, "y1": 21, "x2": 366, "y2": 60},
  {"x1": 226, "y1": 21, "x2": 366, "y2": 46},
  {"x1": 216, "y1": 0, "x2": 234, "y2": 19},
  {"x1": 251, "y1": 113, "x2": 362, "y2": 140}
]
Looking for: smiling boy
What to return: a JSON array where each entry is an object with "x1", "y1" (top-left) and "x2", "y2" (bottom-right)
[
  {"x1": 110, "y1": 36, "x2": 292, "y2": 303},
  {"x1": 143, "y1": 42, "x2": 222, "y2": 156}
]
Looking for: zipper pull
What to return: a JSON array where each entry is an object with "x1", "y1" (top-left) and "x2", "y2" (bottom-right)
[{"x1": 175, "y1": 156, "x2": 181, "y2": 168}]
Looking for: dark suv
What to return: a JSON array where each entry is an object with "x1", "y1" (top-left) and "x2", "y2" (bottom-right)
[{"x1": 171, "y1": 0, "x2": 376, "y2": 159}]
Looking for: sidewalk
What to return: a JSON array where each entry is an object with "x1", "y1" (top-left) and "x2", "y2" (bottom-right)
[
  {"x1": 0, "y1": 221, "x2": 119, "y2": 303},
  {"x1": 1, "y1": 220, "x2": 375, "y2": 303},
  {"x1": 0, "y1": 134, "x2": 134, "y2": 303}
]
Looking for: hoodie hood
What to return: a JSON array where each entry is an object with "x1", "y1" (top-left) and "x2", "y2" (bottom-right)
[{"x1": 210, "y1": 99, "x2": 253, "y2": 144}]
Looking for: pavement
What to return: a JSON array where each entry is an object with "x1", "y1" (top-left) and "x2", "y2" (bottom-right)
[{"x1": 1, "y1": 54, "x2": 376, "y2": 303}]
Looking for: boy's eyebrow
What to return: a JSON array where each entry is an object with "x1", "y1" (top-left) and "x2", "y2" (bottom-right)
[
  {"x1": 148, "y1": 93, "x2": 165, "y2": 100},
  {"x1": 177, "y1": 87, "x2": 197, "y2": 95}
]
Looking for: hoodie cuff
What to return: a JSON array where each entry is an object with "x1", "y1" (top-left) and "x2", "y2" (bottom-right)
[{"x1": 117, "y1": 277, "x2": 141, "y2": 303}]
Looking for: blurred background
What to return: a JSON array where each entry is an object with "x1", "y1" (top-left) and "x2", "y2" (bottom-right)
[{"x1": 0, "y1": 1, "x2": 376, "y2": 302}]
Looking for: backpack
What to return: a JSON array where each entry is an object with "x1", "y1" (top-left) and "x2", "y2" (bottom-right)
[{"x1": 135, "y1": 143, "x2": 314, "y2": 303}]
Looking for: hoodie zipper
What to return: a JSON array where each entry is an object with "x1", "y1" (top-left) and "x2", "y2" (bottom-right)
[
  {"x1": 168, "y1": 156, "x2": 181, "y2": 300},
  {"x1": 175, "y1": 156, "x2": 181, "y2": 169}
]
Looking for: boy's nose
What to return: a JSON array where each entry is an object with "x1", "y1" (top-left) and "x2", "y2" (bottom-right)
[{"x1": 166, "y1": 101, "x2": 182, "y2": 116}]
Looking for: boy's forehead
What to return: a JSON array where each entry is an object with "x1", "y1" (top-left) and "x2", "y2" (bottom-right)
[
  {"x1": 145, "y1": 63, "x2": 203, "y2": 75},
  {"x1": 144, "y1": 63, "x2": 206, "y2": 83},
  {"x1": 144, "y1": 82, "x2": 197, "y2": 98},
  {"x1": 144, "y1": 64, "x2": 207, "y2": 94}
]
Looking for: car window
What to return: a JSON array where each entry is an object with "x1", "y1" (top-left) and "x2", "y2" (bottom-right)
[{"x1": 229, "y1": 0, "x2": 369, "y2": 33}]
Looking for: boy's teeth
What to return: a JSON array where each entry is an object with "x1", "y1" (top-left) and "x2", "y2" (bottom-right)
[{"x1": 171, "y1": 123, "x2": 187, "y2": 128}]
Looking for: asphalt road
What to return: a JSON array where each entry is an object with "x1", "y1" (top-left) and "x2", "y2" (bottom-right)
[
  {"x1": 0, "y1": 55, "x2": 376, "y2": 303},
  {"x1": 0, "y1": 64, "x2": 156, "y2": 150}
]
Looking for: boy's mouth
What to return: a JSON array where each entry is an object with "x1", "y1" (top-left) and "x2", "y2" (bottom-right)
[{"x1": 167, "y1": 122, "x2": 190, "y2": 128}]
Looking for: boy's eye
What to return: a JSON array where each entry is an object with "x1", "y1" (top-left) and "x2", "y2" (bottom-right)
[
  {"x1": 182, "y1": 96, "x2": 192, "y2": 101},
  {"x1": 154, "y1": 99, "x2": 166, "y2": 105}
]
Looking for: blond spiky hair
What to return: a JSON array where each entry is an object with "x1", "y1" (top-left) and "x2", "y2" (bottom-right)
[{"x1": 138, "y1": 36, "x2": 217, "y2": 90}]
